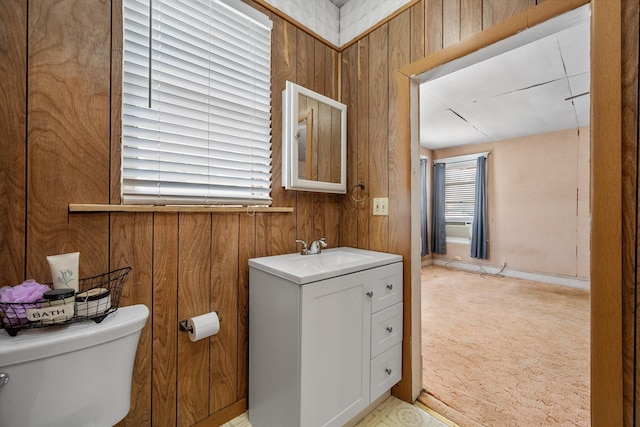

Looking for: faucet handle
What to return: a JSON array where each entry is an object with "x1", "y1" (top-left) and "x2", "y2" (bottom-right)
[
  {"x1": 296, "y1": 239, "x2": 308, "y2": 255},
  {"x1": 308, "y1": 238, "x2": 328, "y2": 254}
]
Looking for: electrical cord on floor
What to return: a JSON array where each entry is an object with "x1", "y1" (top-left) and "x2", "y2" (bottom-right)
[
  {"x1": 444, "y1": 259, "x2": 459, "y2": 270},
  {"x1": 478, "y1": 260, "x2": 506, "y2": 278},
  {"x1": 441, "y1": 257, "x2": 506, "y2": 278}
]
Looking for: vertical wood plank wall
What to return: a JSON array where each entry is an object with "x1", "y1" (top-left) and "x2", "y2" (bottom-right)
[
  {"x1": 1, "y1": 0, "x2": 639, "y2": 426},
  {"x1": 621, "y1": 1, "x2": 639, "y2": 425}
]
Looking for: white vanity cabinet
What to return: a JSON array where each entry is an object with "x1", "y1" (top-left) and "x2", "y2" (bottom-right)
[{"x1": 248, "y1": 248, "x2": 402, "y2": 427}]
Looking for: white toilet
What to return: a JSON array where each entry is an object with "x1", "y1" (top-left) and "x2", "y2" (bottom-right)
[{"x1": 0, "y1": 304, "x2": 149, "y2": 427}]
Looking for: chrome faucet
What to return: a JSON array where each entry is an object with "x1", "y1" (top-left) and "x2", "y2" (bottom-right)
[
  {"x1": 309, "y1": 238, "x2": 327, "y2": 254},
  {"x1": 296, "y1": 238, "x2": 327, "y2": 255},
  {"x1": 296, "y1": 239, "x2": 309, "y2": 255}
]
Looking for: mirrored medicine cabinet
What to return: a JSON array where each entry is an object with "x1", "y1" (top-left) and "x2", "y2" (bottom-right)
[{"x1": 282, "y1": 81, "x2": 347, "y2": 193}]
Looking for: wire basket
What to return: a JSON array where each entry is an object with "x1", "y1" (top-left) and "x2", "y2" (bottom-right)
[{"x1": 0, "y1": 267, "x2": 131, "y2": 337}]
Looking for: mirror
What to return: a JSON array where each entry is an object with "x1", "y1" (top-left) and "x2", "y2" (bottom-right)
[{"x1": 282, "y1": 81, "x2": 347, "y2": 193}]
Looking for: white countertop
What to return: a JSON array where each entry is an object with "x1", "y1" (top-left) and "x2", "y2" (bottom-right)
[{"x1": 248, "y1": 247, "x2": 402, "y2": 284}]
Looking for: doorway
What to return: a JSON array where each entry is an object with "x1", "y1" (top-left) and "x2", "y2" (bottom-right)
[
  {"x1": 414, "y1": 7, "x2": 591, "y2": 423},
  {"x1": 397, "y1": 0, "x2": 623, "y2": 425}
]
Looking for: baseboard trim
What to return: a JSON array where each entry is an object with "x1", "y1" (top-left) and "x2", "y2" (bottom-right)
[
  {"x1": 431, "y1": 259, "x2": 590, "y2": 290},
  {"x1": 421, "y1": 257, "x2": 434, "y2": 267}
]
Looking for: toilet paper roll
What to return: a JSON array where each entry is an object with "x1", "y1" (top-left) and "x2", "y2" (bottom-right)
[{"x1": 186, "y1": 312, "x2": 220, "y2": 342}]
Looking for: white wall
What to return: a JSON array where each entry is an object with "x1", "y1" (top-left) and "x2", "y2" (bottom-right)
[{"x1": 262, "y1": 0, "x2": 412, "y2": 47}]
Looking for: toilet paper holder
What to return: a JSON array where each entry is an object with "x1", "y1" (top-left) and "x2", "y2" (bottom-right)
[
  {"x1": 178, "y1": 319, "x2": 193, "y2": 333},
  {"x1": 178, "y1": 312, "x2": 221, "y2": 333}
]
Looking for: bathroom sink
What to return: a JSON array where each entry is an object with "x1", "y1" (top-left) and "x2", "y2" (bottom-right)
[
  {"x1": 249, "y1": 247, "x2": 402, "y2": 284},
  {"x1": 284, "y1": 249, "x2": 372, "y2": 267}
]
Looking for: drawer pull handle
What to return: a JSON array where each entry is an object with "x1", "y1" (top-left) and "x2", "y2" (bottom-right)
[
  {"x1": 366, "y1": 291, "x2": 374, "y2": 298},
  {"x1": 386, "y1": 326, "x2": 393, "y2": 333},
  {"x1": 386, "y1": 284, "x2": 393, "y2": 290},
  {"x1": 385, "y1": 368, "x2": 392, "y2": 375}
]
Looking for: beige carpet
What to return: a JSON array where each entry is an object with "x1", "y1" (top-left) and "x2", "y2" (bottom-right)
[{"x1": 419, "y1": 265, "x2": 590, "y2": 427}]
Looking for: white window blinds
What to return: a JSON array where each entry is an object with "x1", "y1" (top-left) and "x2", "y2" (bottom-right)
[
  {"x1": 122, "y1": 0, "x2": 273, "y2": 205},
  {"x1": 444, "y1": 160, "x2": 476, "y2": 222}
]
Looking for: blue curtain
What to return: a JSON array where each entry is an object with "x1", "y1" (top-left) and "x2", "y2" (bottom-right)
[
  {"x1": 420, "y1": 158, "x2": 429, "y2": 256},
  {"x1": 431, "y1": 163, "x2": 446, "y2": 254},
  {"x1": 471, "y1": 156, "x2": 487, "y2": 259}
]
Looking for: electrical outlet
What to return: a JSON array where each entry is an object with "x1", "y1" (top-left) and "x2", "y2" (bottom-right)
[
  {"x1": 501, "y1": 258, "x2": 507, "y2": 266},
  {"x1": 454, "y1": 256, "x2": 462, "y2": 261},
  {"x1": 373, "y1": 198, "x2": 389, "y2": 216}
]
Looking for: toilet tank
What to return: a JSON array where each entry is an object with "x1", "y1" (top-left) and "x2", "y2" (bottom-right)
[{"x1": 0, "y1": 304, "x2": 149, "y2": 427}]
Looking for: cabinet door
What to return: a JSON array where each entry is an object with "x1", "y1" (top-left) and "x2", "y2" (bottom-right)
[{"x1": 300, "y1": 271, "x2": 371, "y2": 427}]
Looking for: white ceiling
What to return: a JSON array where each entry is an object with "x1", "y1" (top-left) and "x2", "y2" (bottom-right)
[
  {"x1": 329, "y1": 0, "x2": 349, "y2": 7},
  {"x1": 419, "y1": 12, "x2": 590, "y2": 150}
]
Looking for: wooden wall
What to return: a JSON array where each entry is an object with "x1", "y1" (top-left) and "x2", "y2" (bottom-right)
[
  {"x1": 621, "y1": 0, "x2": 639, "y2": 425},
  {"x1": 1, "y1": 1, "x2": 340, "y2": 426},
  {"x1": 1, "y1": 0, "x2": 639, "y2": 426}
]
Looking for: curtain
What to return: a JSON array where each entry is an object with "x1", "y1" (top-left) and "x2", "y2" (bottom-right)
[
  {"x1": 420, "y1": 158, "x2": 429, "y2": 256},
  {"x1": 471, "y1": 156, "x2": 487, "y2": 259},
  {"x1": 431, "y1": 162, "x2": 446, "y2": 254}
]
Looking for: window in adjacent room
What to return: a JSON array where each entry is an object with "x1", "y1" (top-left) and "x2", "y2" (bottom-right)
[
  {"x1": 121, "y1": 0, "x2": 273, "y2": 205},
  {"x1": 444, "y1": 159, "x2": 477, "y2": 242}
]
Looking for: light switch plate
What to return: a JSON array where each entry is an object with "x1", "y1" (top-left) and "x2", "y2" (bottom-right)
[{"x1": 373, "y1": 198, "x2": 389, "y2": 216}]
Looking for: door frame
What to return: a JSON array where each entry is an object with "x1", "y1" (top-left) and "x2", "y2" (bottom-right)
[{"x1": 396, "y1": 0, "x2": 622, "y2": 425}]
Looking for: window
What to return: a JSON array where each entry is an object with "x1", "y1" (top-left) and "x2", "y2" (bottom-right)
[
  {"x1": 445, "y1": 160, "x2": 477, "y2": 222},
  {"x1": 122, "y1": 0, "x2": 273, "y2": 205},
  {"x1": 445, "y1": 159, "x2": 477, "y2": 241}
]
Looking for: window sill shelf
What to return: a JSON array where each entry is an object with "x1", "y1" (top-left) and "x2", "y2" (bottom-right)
[{"x1": 69, "y1": 204, "x2": 294, "y2": 214}]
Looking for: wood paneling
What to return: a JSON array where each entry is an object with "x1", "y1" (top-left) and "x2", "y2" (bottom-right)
[
  {"x1": 368, "y1": 25, "x2": 390, "y2": 253},
  {"x1": 0, "y1": 0, "x2": 26, "y2": 286},
  {"x1": 341, "y1": 43, "x2": 359, "y2": 249},
  {"x1": 3, "y1": 0, "x2": 640, "y2": 425},
  {"x1": 357, "y1": 38, "x2": 371, "y2": 249},
  {"x1": 482, "y1": 0, "x2": 535, "y2": 28},
  {"x1": 425, "y1": 0, "x2": 443, "y2": 54},
  {"x1": 151, "y1": 213, "x2": 179, "y2": 427},
  {"x1": 410, "y1": 0, "x2": 426, "y2": 62},
  {"x1": 110, "y1": 0, "x2": 123, "y2": 204},
  {"x1": 2, "y1": 7, "x2": 338, "y2": 427},
  {"x1": 442, "y1": 0, "x2": 461, "y2": 47},
  {"x1": 388, "y1": 9, "x2": 413, "y2": 400},
  {"x1": 296, "y1": 31, "x2": 316, "y2": 245},
  {"x1": 210, "y1": 214, "x2": 240, "y2": 412},
  {"x1": 461, "y1": 0, "x2": 483, "y2": 40},
  {"x1": 590, "y1": 0, "x2": 624, "y2": 424},
  {"x1": 269, "y1": 15, "x2": 298, "y2": 256},
  {"x1": 177, "y1": 213, "x2": 212, "y2": 426},
  {"x1": 27, "y1": 0, "x2": 111, "y2": 280},
  {"x1": 237, "y1": 214, "x2": 255, "y2": 400},
  {"x1": 621, "y1": 0, "x2": 639, "y2": 425},
  {"x1": 112, "y1": 212, "x2": 154, "y2": 427}
]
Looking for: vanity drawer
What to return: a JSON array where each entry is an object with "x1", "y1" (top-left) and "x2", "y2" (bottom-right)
[
  {"x1": 370, "y1": 263, "x2": 403, "y2": 313},
  {"x1": 370, "y1": 343, "x2": 402, "y2": 402},
  {"x1": 371, "y1": 302, "x2": 403, "y2": 358}
]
